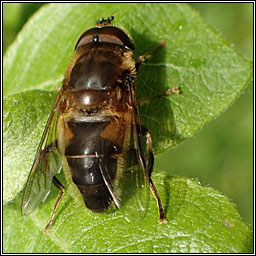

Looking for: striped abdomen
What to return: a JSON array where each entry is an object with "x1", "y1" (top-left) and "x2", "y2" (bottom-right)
[{"x1": 65, "y1": 118, "x2": 121, "y2": 212}]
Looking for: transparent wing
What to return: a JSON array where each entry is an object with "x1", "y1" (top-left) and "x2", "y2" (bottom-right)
[
  {"x1": 96, "y1": 154, "x2": 121, "y2": 211},
  {"x1": 112, "y1": 78, "x2": 150, "y2": 218},
  {"x1": 21, "y1": 91, "x2": 63, "y2": 215},
  {"x1": 130, "y1": 125, "x2": 150, "y2": 217},
  {"x1": 128, "y1": 85, "x2": 150, "y2": 217},
  {"x1": 94, "y1": 97, "x2": 149, "y2": 216}
]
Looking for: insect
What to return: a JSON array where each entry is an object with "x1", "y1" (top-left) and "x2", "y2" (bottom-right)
[{"x1": 21, "y1": 16, "x2": 179, "y2": 232}]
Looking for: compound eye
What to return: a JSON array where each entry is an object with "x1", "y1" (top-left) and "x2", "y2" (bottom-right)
[{"x1": 75, "y1": 26, "x2": 134, "y2": 50}]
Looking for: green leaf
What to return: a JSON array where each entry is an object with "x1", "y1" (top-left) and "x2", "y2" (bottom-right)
[
  {"x1": 3, "y1": 174, "x2": 252, "y2": 253},
  {"x1": 3, "y1": 3, "x2": 252, "y2": 153},
  {"x1": 3, "y1": 3, "x2": 252, "y2": 253},
  {"x1": 3, "y1": 90, "x2": 57, "y2": 204}
]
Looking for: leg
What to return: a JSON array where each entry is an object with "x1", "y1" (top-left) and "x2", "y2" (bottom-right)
[
  {"x1": 142, "y1": 126, "x2": 168, "y2": 224},
  {"x1": 135, "y1": 41, "x2": 180, "y2": 104},
  {"x1": 136, "y1": 40, "x2": 167, "y2": 71},
  {"x1": 137, "y1": 86, "x2": 179, "y2": 105},
  {"x1": 44, "y1": 176, "x2": 65, "y2": 233},
  {"x1": 45, "y1": 139, "x2": 58, "y2": 153}
]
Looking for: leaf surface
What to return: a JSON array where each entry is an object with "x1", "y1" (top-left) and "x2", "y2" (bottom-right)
[
  {"x1": 3, "y1": 3, "x2": 252, "y2": 253},
  {"x1": 3, "y1": 3, "x2": 252, "y2": 152},
  {"x1": 3, "y1": 174, "x2": 252, "y2": 253}
]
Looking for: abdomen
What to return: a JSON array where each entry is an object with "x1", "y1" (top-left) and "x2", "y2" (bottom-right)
[{"x1": 64, "y1": 118, "x2": 121, "y2": 212}]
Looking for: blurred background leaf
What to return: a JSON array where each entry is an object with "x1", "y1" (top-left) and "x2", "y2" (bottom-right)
[{"x1": 3, "y1": 1, "x2": 252, "y2": 233}]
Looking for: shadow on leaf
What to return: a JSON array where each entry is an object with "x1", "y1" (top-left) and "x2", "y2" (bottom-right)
[
  {"x1": 130, "y1": 29, "x2": 184, "y2": 154},
  {"x1": 164, "y1": 175, "x2": 188, "y2": 221}
]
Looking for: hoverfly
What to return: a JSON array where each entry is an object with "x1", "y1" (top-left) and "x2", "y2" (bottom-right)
[{"x1": 22, "y1": 16, "x2": 179, "y2": 232}]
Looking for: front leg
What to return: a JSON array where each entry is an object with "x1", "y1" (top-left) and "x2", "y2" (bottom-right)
[
  {"x1": 135, "y1": 40, "x2": 167, "y2": 71},
  {"x1": 135, "y1": 41, "x2": 180, "y2": 104}
]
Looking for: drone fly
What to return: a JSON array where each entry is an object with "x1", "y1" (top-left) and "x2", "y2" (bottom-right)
[{"x1": 21, "y1": 16, "x2": 178, "y2": 232}]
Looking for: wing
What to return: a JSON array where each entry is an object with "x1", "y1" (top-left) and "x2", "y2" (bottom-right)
[
  {"x1": 97, "y1": 79, "x2": 150, "y2": 218},
  {"x1": 128, "y1": 80, "x2": 150, "y2": 217},
  {"x1": 21, "y1": 90, "x2": 63, "y2": 216}
]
